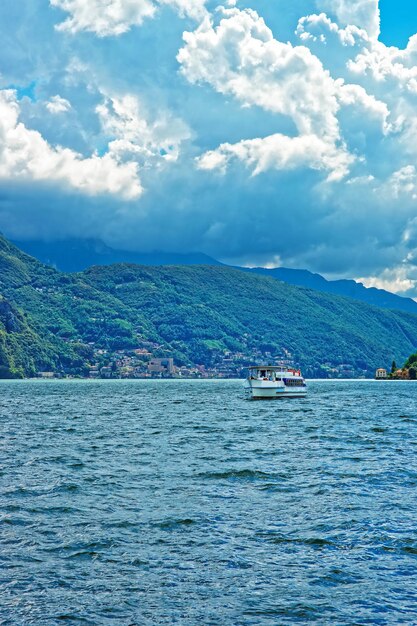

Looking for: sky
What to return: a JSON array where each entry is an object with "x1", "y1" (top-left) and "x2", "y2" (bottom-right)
[
  {"x1": 2, "y1": 1, "x2": 417, "y2": 296},
  {"x1": 379, "y1": 0, "x2": 417, "y2": 48}
]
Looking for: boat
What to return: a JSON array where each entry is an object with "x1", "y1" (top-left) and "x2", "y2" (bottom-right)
[{"x1": 244, "y1": 365, "x2": 307, "y2": 399}]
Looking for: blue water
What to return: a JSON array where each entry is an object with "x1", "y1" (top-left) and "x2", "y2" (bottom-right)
[{"x1": 1, "y1": 379, "x2": 417, "y2": 625}]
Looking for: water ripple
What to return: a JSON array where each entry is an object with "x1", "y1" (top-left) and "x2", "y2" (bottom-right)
[{"x1": 1, "y1": 379, "x2": 417, "y2": 625}]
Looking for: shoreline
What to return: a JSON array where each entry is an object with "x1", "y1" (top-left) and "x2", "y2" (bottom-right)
[{"x1": 2, "y1": 377, "x2": 417, "y2": 383}]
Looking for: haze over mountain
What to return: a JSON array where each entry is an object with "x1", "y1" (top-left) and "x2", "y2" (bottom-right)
[
  {"x1": 13, "y1": 239, "x2": 221, "y2": 273},
  {"x1": 1, "y1": 235, "x2": 417, "y2": 379}
]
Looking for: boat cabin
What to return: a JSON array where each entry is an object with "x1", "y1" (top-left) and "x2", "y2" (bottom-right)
[{"x1": 248, "y1": 365, "x2": 302, "y2": 381}]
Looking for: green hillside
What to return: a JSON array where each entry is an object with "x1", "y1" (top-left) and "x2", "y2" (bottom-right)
[{"x1": 1, "y1": 234, "x2": 417, "y2": 378}]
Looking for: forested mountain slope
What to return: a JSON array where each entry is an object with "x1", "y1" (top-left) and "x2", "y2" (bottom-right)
[
  {"x1": 1, "y1": 235, "x2": 417, "y2": 377},
  {"x1": 13, "y1": 237, "x2": 417, "y2": 316},
  {"x1": 246, "y1": 266, "x2": 417, "y2": 315}
]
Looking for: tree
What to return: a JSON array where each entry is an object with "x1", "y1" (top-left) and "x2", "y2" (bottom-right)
[
  {"x1": 404, "y1": 353, "x2": 417, "y2": 369},
  {"x1": 391, "y1": 360, "x2": 397, "y2": 374},
  {"x1": 409, "y1": 367, "x2": 416, "y2": 380}
]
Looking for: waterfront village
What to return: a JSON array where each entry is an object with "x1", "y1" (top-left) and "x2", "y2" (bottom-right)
[
  {"x1": 38, "y1": 342, "x2": 296, "y2": 379},
  {"x1": 36, "y1": 339, "x2": 364, "y2": 379}
]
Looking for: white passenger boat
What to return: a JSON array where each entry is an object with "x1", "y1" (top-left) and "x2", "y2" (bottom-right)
[{"x1": 245, "y1": 365, "x2": 307, "y2": 399}]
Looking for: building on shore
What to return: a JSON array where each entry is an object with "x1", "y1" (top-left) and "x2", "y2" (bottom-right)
[
  {"x1": 100, "y1": 366, "x2": 112, "y2": 379},
  {"x1": 37, "y1": 371, "x2": 55, "y2": 378},
  {"x1": 375, "y1": 368, "x2": 387, "y2": 379},
  {"x1": 148, "y1": 358, "x2": 175, "y2": 375},
  {"x1": 393, "y1": 368, "x2": 409, "y2": 379}
]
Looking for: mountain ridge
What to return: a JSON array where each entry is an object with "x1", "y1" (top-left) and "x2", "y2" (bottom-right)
[
  {"x1": 12, "y1": 237, "x2": 417, "y2": 316},
  {"x1": 244, "y1": 266, "x2": 417, "y2": 316},
  {"x1": 12, "y1": 238, "x2": 222, "y2": 272},
  {"x1": 1, "y1": 235, "x2": 417, "y2": 378}
]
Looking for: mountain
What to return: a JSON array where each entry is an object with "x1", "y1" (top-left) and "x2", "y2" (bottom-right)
[
  {"x1": 243, "y1": 267, "x2": 417, "y2": 316},
  {"x1": 0, "y1": 238, "x2": 102, "y2": 377},
  {"x1": 12, "y1": 238, "x2": 417, "y2": 317},
  {"x1": 1, "y1": 235, "x2": 417, "y2": 378},
  {"x1": 0, "y1": 295, "x2": 56, "y2": 378},
  {"x1": 12, "y1": 239, "x2": 222, "y2": 272}
]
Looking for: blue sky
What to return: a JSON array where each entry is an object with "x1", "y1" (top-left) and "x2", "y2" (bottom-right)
[
  {"x1": 1, "y1": 0, "x2": 417, "y2": 297},
  {"x1": 380, "y1": 0, "x2": 417, "y2": 47}
]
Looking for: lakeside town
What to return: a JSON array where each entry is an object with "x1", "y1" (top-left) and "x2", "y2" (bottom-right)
[
  {"x1": 37, "y1": 343, "x2": 296, "y2": 379},
  {"x1": 34, "y1": 337, "x2": 417, "y2": 380},
  {"x1": 35, "y1": 340, "x2": 369, "y2": 380}
]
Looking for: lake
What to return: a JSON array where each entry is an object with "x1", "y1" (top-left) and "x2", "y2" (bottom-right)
[{"x1": 1, "y1": 379, "x2": 417, "y2": 625}]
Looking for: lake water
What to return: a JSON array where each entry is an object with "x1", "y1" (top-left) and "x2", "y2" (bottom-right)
[{"x1": 1, "y1": 379, "x2": 417, "y2": 625}]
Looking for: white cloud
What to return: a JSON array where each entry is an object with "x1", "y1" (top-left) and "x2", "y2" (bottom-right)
[
  {"x1": 161, "y1": 0, "x2": 207, "y2": 20},
  {"x1": 297, "y1": 12, "x2": 417, "y2": 165},
  {"x1": 298, "y1": 10, "x2": 417, "y2": 109},
  {"x1": 50, "y1": 0, "x2": 156, "y2": 36},
  {"x1": 178, "y1": 7, "x2": 356, "y2": 179},
  {"x1": 385, "y1": 166, "x2": 417, "y2": 200},
  {"x1": 178, "y1": 8, "x2": 340, "y2": 139},
  {"x1": 0, "y1": 90, "x2": 141, "y2": 199},
  {"x1": 96, "y1": 92, "x2": 190, "y2": 165},
  {"x1": 179, "y1": 7, "x2": 391, "y2": 182},
  {"x1": 316, "y1": 0, "x2": 380, "y2": 39},
  {"x1": 45, "y1": 94, "x2": 72, "y2": 114},
  {"x1": 337, "y1": 82, "x2": 391, "y2": 133},
  {"x1": 357, "y1": 266, "x2": 416, "y2": 295},
  {"x1": 197, "y1": 132, "x2": 353, "y2": 182},
  {"x1": 296, "y1": 12, "x2": 370, "y2": 48},
  {"x1": 50, "y1": 0, "x2": 207, "y2": 36},
  {"x1": 173, "y1": 3, "x2": 417, "y2": 286}
]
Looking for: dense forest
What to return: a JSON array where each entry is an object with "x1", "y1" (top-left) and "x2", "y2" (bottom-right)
[{"x1": 1, "y1": 234, "x2": 417, "y2": 378}]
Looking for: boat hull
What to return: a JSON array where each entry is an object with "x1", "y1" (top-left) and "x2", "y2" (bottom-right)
[
  {"x1": 245, "y1": 381, "x2": 307, "y2": 400},
  {"x1": 248, "y1": 390, "x2": 307, "y2": 400}
]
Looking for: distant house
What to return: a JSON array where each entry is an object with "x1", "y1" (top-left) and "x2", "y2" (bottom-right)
[
  {"x1": 375, "y1": 368, "x2": 387, "y2": 379},
  {"x1": 100, "y1": 366, "x2": 112, "y2": 379},
  {"x1": 37, "y1": 372, "x2": 55, "y2": 378},
  {"x1": 148, "y1": 358, "x2": 174, "y2": 375}
]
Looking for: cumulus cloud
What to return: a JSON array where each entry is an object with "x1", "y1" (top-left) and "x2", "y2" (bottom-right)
[
  {"x1": 296, "y1": 12, "x2": 370, "y2": 49},
  {"x1": 50, "y1": 0, "x2": 207, "y2": 36},
  {"x1": 172, "y1": 3, "x2": 417, "y2": 290},
  {"x1": 316, "y1": 0, "x2": 380, "y2": 39},
  {"x1": 294, "y1": 9, "x2": 417, "y2": 166},
  {"x1": 178, "y1": 9, "x2": 340, "y2": 139},
  {"x1": 46, "y1": 94, "x2": 72, "y2": 113},
  {"x1": 0, "y1": 89, "x2": 141, "y2": 198},
  {"x1": 178, "y1": 8, "x2": 355, "y2": 180},
  {"x1": 197, "y1": 133, "x2": 353, "y2": 182},
  {"x1": 96, "y1": 92, "x2": 190, "y2": 165},
  {"x1": 178, "y1": 8, "x2": 393, "y2": 181}
]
